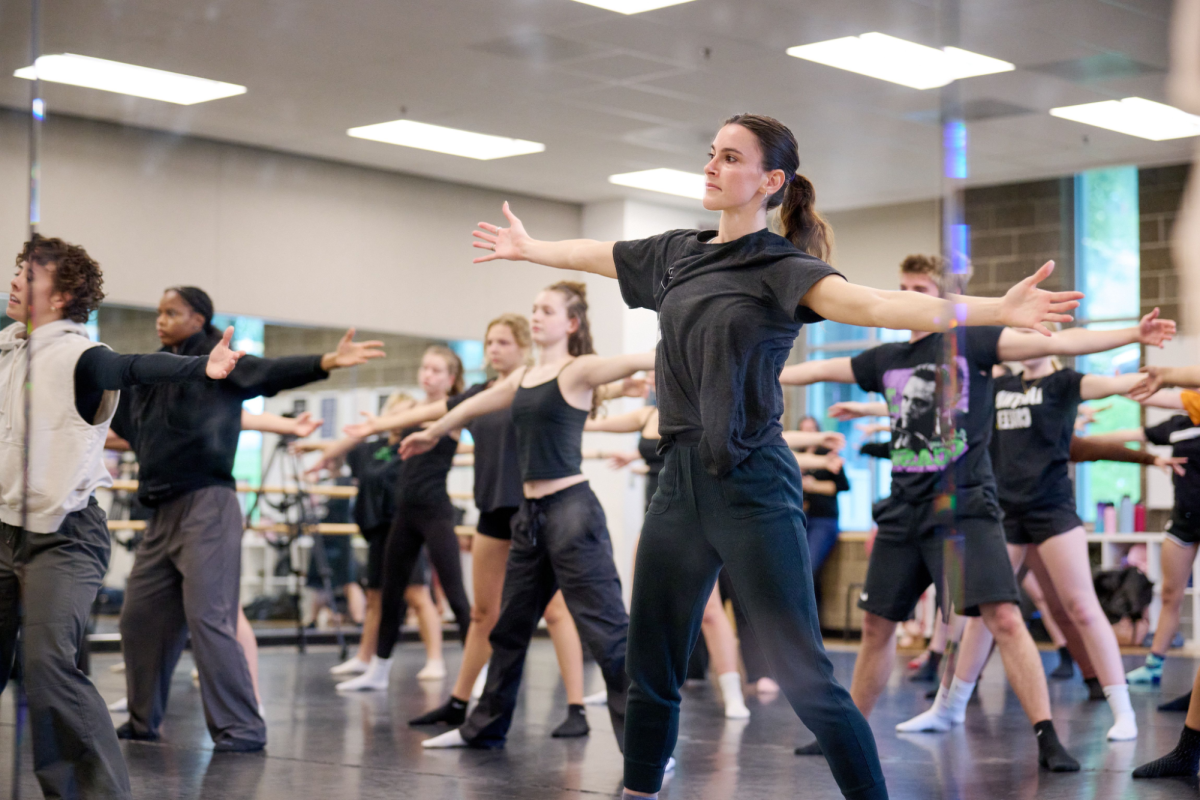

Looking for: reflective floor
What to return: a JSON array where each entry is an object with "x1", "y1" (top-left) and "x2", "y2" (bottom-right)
[{"x1": 0, "y1": 641, "x2": 1196, "y2": 798}]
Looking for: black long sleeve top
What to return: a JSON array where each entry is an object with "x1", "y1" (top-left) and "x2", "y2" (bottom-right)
[{"x1": 110, "y1": 329, "x2": 330, "y2": 506}]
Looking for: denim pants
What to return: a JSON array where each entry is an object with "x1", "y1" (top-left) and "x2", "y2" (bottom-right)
[{"x1": 624, "y1": 445, "x2": 886, "y2": 798}]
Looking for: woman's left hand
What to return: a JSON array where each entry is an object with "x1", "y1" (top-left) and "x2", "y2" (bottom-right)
[{"x1": 206, "y1": 327, "x2": 246, "y2": 379}]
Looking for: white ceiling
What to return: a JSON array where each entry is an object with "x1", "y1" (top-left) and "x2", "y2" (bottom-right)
[{"x1": 0, "y1": 0, "x2": 1190, "y2": 212}]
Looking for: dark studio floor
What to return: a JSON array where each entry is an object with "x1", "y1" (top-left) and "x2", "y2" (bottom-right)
[{"x1": 0, "y1": 639, "x2": 1196, "y2": 799}]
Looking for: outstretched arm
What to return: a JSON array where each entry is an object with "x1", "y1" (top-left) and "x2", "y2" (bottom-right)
[
  {"x1": 345, "y1": 401, "x2": 448, "y2": 438},
  {"x1": 782, "y1": 430, "x2": 846, "y2": 452},
  {"x1": 473, "y1": 202, "x2": 617, "y2": 278},
  {"x1": 1079, "y1": 373, "x2": 1155, "y2": 402},
  {"x1": 584, "y1": 407, "x2": 653, "y2": 434},
  {"x1": 829, "y1": 400, "x2": 889, "y2": 419},
  {"x1": 243, "y1": 411, "x2": 322, "y2": 437},
  {"x1": 399, "y1": 372, "x2": 522, "y2": 458},
  {"x1": 997, "y1": 309, "x2": 1175, "y2": 361},
  {"x1": 802, "y1": 261, "x2": 1082, "y2": 336},
  {"x1": 779, "y1": 357, "x2": 856, "y2": 386},
  {"x1": 1128, "y1": 365, "x2": 1200, "y2": 400},
  {"x1": 1085, "y1": 428, "x2": 1147, "y2": 444},
  {"x1": 1139, "y1": 389, "x2": 1186, "y2": 410},
  {"x1": 565, "y1": 351, "x2": 656, "y2": 390}
]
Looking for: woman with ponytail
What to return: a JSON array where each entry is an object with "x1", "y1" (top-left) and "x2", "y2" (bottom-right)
[
  {"x1": 465, "y1": 113, "x2": 1082, "y2": 799},
  {"x1": 398, "y1": 283, "x2": 654, "y2": 753}
]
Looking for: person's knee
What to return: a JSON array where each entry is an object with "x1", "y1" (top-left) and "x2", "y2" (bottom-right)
[
  {"x1": 860, "y1": 613, "x2": 896, "y2": 649},
  {"x1": 981, "y1": 603, "x2": 1024, "y2": 640},
  {"x1": 1061, "y1": 593, "x2": 1102, "y2": 628},
  {"x1": 471, "y1": 601, "x2": 499, "y2": 629},
  {"x1": 1161, "y1": 579, "x2": 1186, "y2": 607}
]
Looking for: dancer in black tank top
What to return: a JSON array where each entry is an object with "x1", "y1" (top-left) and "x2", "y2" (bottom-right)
[
  {"x1": 462, "y1": 114, "x2": 1084, "y2": 798},
  {"x1": 335, "y1": 346, "x2": 474, "y2": 692},
  {"x1": 400, "y1": 282, "x2": 653, "y2": 752},
  {"x1": 367, "y1": 314, "x2": 590, "y2": 736}
]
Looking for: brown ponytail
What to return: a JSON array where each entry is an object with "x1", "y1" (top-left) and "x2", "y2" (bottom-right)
[
  {"x1": 545, "y1": 281, "x2": 605, "y2": 417},
  {"x1": 723, "y1": 113, "x2": 833, "y2": 262},
  {"x1": 546, "y1": 281, "x2": 595, "y2": 357}
]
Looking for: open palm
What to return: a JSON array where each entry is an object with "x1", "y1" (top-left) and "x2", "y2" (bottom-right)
[
  {"x1": 998, "y1": 261, "x2": 1084, "y2": 335},
  {"x1": 206, "y1": 327, "x2": 246, "y2": 379},
  {"x1": 473, "y1": 202, "x2": 531, "y2": 263},
  {"x1": 333, "y1": 329, "x2": 386, "y2": 368}
]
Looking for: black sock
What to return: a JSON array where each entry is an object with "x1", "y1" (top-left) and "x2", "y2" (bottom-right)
[
  {"x1": 1084, "y1": 677, "x2": 1106, "y2": 701},
  {"x1": 551, "y1": 704, "x2": 590, "y2": 738},
  {"x1": 1050, "y1": 647, "x2": 1074, "y2": 680},
  {"x1": 1159, "y1": 691, "x2": 1194, "y2": 713},
  {"x1": 1034, "y1": 720, "x2": 1080, "y2": 772},
  {"x1": 1133, "y1": 725, "x2": 1200, "y2": 778},
  {"x1": 794, "y1": 740, "x2": 823, "y2": 756},
  {"x1": 910, "y1": 650, "x2": 942, "y2": 682},
  {"x1": 408, "y1": 696, "x2": 468, "y2": 726}
]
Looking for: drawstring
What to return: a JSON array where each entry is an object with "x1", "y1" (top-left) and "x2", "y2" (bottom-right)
[{"x1": 528, "y1": 503, "x2": 546, "y2": 547}]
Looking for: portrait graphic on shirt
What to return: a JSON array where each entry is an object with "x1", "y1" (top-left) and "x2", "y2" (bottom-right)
[{"x1": 882, "y1": 358, "x2": 969, "y2": 472}]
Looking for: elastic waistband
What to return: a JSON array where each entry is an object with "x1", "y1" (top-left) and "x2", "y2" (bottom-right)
[{"x1": 524, "y1": 481, "x2": 592, "y2": 507}]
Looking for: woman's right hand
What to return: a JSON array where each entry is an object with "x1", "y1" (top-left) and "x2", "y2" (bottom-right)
[
  {"x1": 472, "y1": 202, "x2": 530, "y2": 263},
  {"x1": 606, "y1": 452, "x2": 639, "y2": 470},
  {"x1": 343, "y1": 411, "x2": 378, "y2": 439},
  {"x1": 1155, "y1": 455, "x2": 1188, "y2": 477}
]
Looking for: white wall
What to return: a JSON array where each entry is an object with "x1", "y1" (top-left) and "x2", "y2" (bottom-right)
[
  {"x1": 825, "y1": 200, "x2": 940, "y2": 291},
  {"x1": 0, "y1": 110, "x2": 581, "y2": 341}
]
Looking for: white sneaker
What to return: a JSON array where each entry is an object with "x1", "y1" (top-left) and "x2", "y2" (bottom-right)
[
  {"x1": 583, "y1": 690, "x2": 608, "y2": 706},
  {"x1": 335, "y1": 656, "x2": 392, "y2": 692},
  {"x1": 895, "y1": 706, "x2": 956, "y2": 733},
  {"x1": 416, "y1": 659, "x2": 446, "y2": 681},
  {"x1": 665, "y1": 756, "x2": 676, "y2": 773},
  {"x1": 330, "y1": 656, "x2": 370, "y2": 676},
  {"x1": 471, "y1": 664, "x2": 488, "y2": 699},
  {"x1": 107, "y1": 697, "x2": 128, "y2": 713},
  {"x1": 422, "y1": 729, "x2": 467, "y2": 749},
  {"x1": 191, "y1": 667, "x2": 200, "y2": 687}
]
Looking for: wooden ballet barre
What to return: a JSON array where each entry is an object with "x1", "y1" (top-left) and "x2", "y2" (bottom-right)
[
  {"x1": 106, "y1": 518, "x2": 478, "y2": 537},
  {"x1": 106, "y1": 479, "x2": 475, "y2": 502}
]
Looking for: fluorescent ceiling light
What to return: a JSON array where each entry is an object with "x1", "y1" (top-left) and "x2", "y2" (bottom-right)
[
  {"x1": 609, "y1": 168, "x2": 705, "y2": 199},
  {"x1": 1050, "y1": 97, "x2": 1200, "y2": 141},
  {"x1": 786, "y1": 32, "x2": 1014, "y2": 90},
  {"x1": 13, "y1": 54, "x2": 245, "y2": 105},
  {"x1": 569, "y1": 0, "x2": 696, "y2": 13},
  {"x1": 347, "y1": 120, "x2": 544, "y2": 160}
]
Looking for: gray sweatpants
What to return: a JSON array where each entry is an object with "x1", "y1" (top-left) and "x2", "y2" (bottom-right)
[
  {"x1": 0, "y1": 497, "x2": 132, "y2": 800},
  {"x1": 120, "y1": 485, "x2": 265, "y2": 748}
]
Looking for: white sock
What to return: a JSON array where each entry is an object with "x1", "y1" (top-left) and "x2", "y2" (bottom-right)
[
  {"x1": 942, "y1": 676, "x2": 976, "y2": 724},
  {"x1": 1103, "y1": 684, "x2": 1138, "y2": 741},
  {"x1": 718, "y1": 672, "x2": 750, "y2": 719},
  {"x1": 107, "y1": 696, "x2": 128, "y2": 713},
  {"x1": 471, "y1": 664, "x2": 489, "y2": 699},
  {"x1": 895, "y1": 685, "x2": 955, "y2": 733},
  {"x1": 422, "y1": 729, "x2": 467, "y2": 749},
  {"x1": 335, "y1": 656, "x2": 392, "y2": 691},
  {"x1": 330, "y1": 656, "x2": 370, "y2": 676},
  {"x1": 583, "y1": 690, "x2": 609, "y2": 706}
]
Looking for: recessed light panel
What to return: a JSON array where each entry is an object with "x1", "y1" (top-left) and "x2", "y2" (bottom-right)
[
  {"x1": 570, "y1": 0, "x2": 696, "y2": 13},
  {"x1": 13, "y1": 54, "x2": 245, "y2": 105},
  {"x1": 347, "y1": 120, "x2": 545, "y2": 160},
  {"x1": 609, "y1": 168, "x2": 705, "y2": 199},
  {"x1": 786, "y1": 33, "x2": 1014, "y2": 90},
  {"x1": 1049, "y1": 97, "x2": 1200, "y2": 141}
]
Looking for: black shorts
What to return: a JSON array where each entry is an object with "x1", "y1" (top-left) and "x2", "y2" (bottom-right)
[
  {"x1": 1002, "y1": 502, "x2": 1083, "y2": 546},
  {"x1": 859, "y1": 486, "x2": 1020, "y2": 621},
  {"x1": 476, "y1": 507, "x2": 518, "y2": 541},
  {"x1": 1166, "y1": 508, "x2": 1200, "y2": 547},
  {"x1": 363, "y1": 523, "x2": 429, "y2": 588}
]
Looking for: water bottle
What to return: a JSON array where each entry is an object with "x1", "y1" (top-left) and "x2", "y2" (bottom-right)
[
  {"x1": 1119, "y1": 495, "x2": 1134, "y2": 533},
  {"x1": 1103, "y1": 503, "x2": 1118, "y2": 534},
  {"x1": 1134, "y1": 502, "x2": 1146, "y2": 532},
  {"x1": 1096, "y1": 502, "x2": 1107, "y2": 533}
]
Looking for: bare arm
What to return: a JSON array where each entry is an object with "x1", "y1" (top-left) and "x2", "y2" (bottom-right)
[
  {"x1": 1085, "y1": 428, "x2": 1147, "y2": 444},
  {"x1": 399, "y1": 372, "x2": 522, "y2": 458},
  {"x1": 1140, "y1": 389, "x2": 1186, "y2": 410},
  {"x1": 348, "y1": 400, "x2": 448, "y2": 437},
  {"x1": 565, "y1": 351, "x2": 656, "y2": 390},
  {"x1": 802, "y1": 475, "x2": 838, "y2": 496},
  {"x1": 105, "y1": 429, "x2": 131, "y2": 451},
  {"x1": 584, "y1": 407, "x2": 653, "y2": 434},
  {"x1": 243, "y1": 411, "x2": 322, "y2": 437},
  {"x1": 779, "y1": 357, "x2": 856, "y2": 386},
  {"x1": 473, "y1": 202, "x2": 617, "y2": 278},
  {"x1": 802, "y1": 261, "x2": 1082, "y2": 336},
  {"x1": 997, "y1": 308, "x2": 1175, "y2": 361},
  {"x1": 828, "y1": 400, "x2": 889, "y2": 419},
  {"x1": 1079, "y1": 373, "x2": 1154, "y2": 402},
  {"x1": 1129, "y1": 365, "x2": 1200, "y2": 400},
  {"x1": 781, "y1": 431, "x2": 846, "y2": 451}
]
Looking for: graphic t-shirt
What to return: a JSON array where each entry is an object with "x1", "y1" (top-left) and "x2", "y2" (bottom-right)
[
  {"x1": 613, "y1": 228, "x2": 841, "y2": 476},
  {"x1": 851, "y1": 326, "x2": 1004, "y2": 502},
  {"x1": 990, "y1": 369, "x2": 1084, "y2": 511},
  {"x1": 1146, "y1": 414, "x2": 1200, "y2": 516}
]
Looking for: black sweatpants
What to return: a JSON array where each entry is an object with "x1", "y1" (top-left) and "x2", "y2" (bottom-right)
[
  {"x1": 0, "y1": 498, "x2": 132, "y2": 800},
  {"x1": 625, "y1": 445, "x2": 886, "y2": 798},
  {"x1": 460, "y1": 482, "x2": 629, "y2": 748},
  {"x1": 121, "y1": 485, "x2": 265, "y2": 748},
  {"x1": 376, "y1": 500, "x2": 471, "y2": 658}
]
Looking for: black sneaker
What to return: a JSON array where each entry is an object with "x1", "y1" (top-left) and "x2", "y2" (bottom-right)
[{"x1": 115, "y1": 722, "x2": 159, "y2": 742}]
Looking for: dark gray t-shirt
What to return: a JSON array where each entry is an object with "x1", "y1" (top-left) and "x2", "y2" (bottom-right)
[
  {"x1": 614, "y1": 228, "x2": 840, "y2": 476},
  {"x1": 448, "y1": 381, "x2": 524, "y2": 511}
]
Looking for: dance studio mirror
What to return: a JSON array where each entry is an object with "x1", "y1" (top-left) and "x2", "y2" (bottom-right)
[{"x1": 3, "y1": 0, "x2": 1199, "y2": 797}]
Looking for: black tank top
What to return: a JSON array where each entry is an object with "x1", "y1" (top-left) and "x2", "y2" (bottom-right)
[
  {"x1": 638, "y1": 434, "x2": 664, "y2": 478},
  {"x1": 511, "y1": 367, "x2": 589, "y2": 482},
  {"x1": 395, "y1": 424, "x2": 457, "y2": 506}
]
